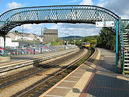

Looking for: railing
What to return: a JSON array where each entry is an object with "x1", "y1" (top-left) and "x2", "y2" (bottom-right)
[{"x1": 0, "y1": 5, "x2": 119, "y2": 34}]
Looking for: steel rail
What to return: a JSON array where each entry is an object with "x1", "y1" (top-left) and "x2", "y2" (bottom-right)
[{"x1": 0, "y1": 50, "x2": 76, "y2": 73}]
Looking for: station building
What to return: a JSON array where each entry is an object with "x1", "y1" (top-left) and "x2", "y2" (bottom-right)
[{"x1": 43, "y1": 28, "x2": 58, "y2": 43}]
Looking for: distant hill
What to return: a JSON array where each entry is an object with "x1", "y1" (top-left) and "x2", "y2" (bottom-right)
[
  {"x1": 60, "y1": 35, "x2": 99, "y2": 40},
  {"x1": 60, "y1": 36, "x2": 83, "y2": 40}
]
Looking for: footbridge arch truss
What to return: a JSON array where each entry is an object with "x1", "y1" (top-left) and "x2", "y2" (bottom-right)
[{"x1": 0, "y1": 5, "x2": 119, "y2": 35}]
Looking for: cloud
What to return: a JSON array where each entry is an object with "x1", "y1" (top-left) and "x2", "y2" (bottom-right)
[
  {"x1": 7, "y1": 2, "x2": 23, "y2": 9},
  {"x1": 80, "y1": 0, "x2": 93, "y2": 5},
  {"x1": 68, "y1": 0, "x2": 79, "y2": 3},
  {"x1": 97, "y1": 0, "x2": 129, "y2": 19},
  {"x1": 23, "y1": 24, "x2": 43, "y2": 34},
  {"x1": 11, "y1": 24, "x2": 43, "y2": 35},
  {"x1": 50, "y1": 23, "x2": 100, "y2": 37},
  {"x1": 23, "y1": 24, "x2": 33, "y2": 30},
  {"x1": 97, "y1": 0, "x2": 108, "y2": 7}
]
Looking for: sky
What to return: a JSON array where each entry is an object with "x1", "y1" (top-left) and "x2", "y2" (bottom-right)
[{"x1": 0, "y1": 0, "x2": 129, "y2": 37}]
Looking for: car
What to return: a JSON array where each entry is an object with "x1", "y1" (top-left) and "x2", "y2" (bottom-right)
[{"x1": 0, "y1": 48, "x2": 10, "y2": 56}]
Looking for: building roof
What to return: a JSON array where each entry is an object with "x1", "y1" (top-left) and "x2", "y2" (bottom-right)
[{"x1": 44, "y1": 29, "x2": 58, "y2": 34}]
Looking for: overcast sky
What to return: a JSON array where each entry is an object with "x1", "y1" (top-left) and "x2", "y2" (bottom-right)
[{"x1": 0, "y1": 0, "x2": 128, "y2": 37}]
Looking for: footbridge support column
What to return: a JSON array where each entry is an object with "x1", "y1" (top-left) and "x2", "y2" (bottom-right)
[{"x1": 115, "y1": 20, "x2": 119, "y2": 66}]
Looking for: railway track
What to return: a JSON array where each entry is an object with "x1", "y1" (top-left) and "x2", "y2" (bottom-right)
[
  {"x1": 10, "y1": 48, "x2": 95, "y2": 97},
  {"x1": 0, "y1": 49, "x2": 77, "y2": 73},
  {"x1": 0, "y1": 49, "x2": 83, "y2": 90}
]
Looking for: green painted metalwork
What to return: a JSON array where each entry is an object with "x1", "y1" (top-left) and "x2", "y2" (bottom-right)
[
  {"x1": 0, "y1": 5, "x2": 119, "y2": 35},
  {"x1": 119, "y1": 19, "x2": 129, "y2": 74},
  {"x1": 115, "y1": 20, "x2": 119, "y2": 66},
  {"x1": 119, "y1": 19, "x2": 124, "y2": 73}
]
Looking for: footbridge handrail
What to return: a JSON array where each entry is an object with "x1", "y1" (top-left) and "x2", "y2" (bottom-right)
[{"x1": 0, "y1": 5, "x2": 119, "y2": 35}]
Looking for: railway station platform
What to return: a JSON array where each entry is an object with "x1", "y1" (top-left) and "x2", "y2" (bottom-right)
[
  {"x1": 0, "y1": 56, "x2": 10, "y2": 63},
  {"x1": 41, "y1": 48, "x2": 129, "y2": 97}
]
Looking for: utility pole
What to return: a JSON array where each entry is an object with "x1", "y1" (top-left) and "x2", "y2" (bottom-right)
[
  {"x1": 21, "y1": 25, "x2": 24, "y2": 48},
  {"x1": 3, "y1": 34, "x2": 6, "y2": 55}
]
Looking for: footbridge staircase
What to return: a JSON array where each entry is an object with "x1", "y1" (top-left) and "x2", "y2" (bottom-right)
[{"x1": 120, "y1": 20, "x2": 129, "y2": 74}]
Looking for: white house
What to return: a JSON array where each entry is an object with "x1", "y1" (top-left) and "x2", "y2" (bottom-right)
[
  {"x1": 0, "y1": 36, "x2": 19, "y2": 47},
  {"x1": 0, "y1": 32, "x2": 44, "y2": 48},
  {"x1": 7, "y1": 32, "x2": 43, "y2": 42}
]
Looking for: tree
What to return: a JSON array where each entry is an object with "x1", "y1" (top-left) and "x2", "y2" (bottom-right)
[
  {"x1": 83, "y1": 36, "x2": 98, "y2": 46},
  {"x1": 97, "y1": 27, "x2": 116, "y2": 50}
]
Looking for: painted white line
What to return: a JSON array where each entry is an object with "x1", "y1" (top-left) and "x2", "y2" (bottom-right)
[
  {"x1": 0, "y1": 72, "x2": 7, "y2": 76},
  {"x1": 63, "y1": 80, "x2": 77, "y2": 83},
  {"x1": 56, "y1": 86, "x2": 72, "y2": 89},
  {"x1": 70, "y1": 76, "x2": 80, "y2": 79},
  {"x1": 105, "y1": 56, "x2": 115, "y2": 57},
  {"x1": 45, "y1": 94, "x2": 63, "y2": 97}
]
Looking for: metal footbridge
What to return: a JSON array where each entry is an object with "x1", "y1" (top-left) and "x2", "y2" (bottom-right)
[{"x1": 0, "y1": 5, "x2": 128, "y2": 74}]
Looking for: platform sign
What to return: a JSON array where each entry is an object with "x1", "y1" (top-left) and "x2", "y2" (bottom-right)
[{"x1": 96, "y1": 21, "x2": 115, "y2": 27}]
